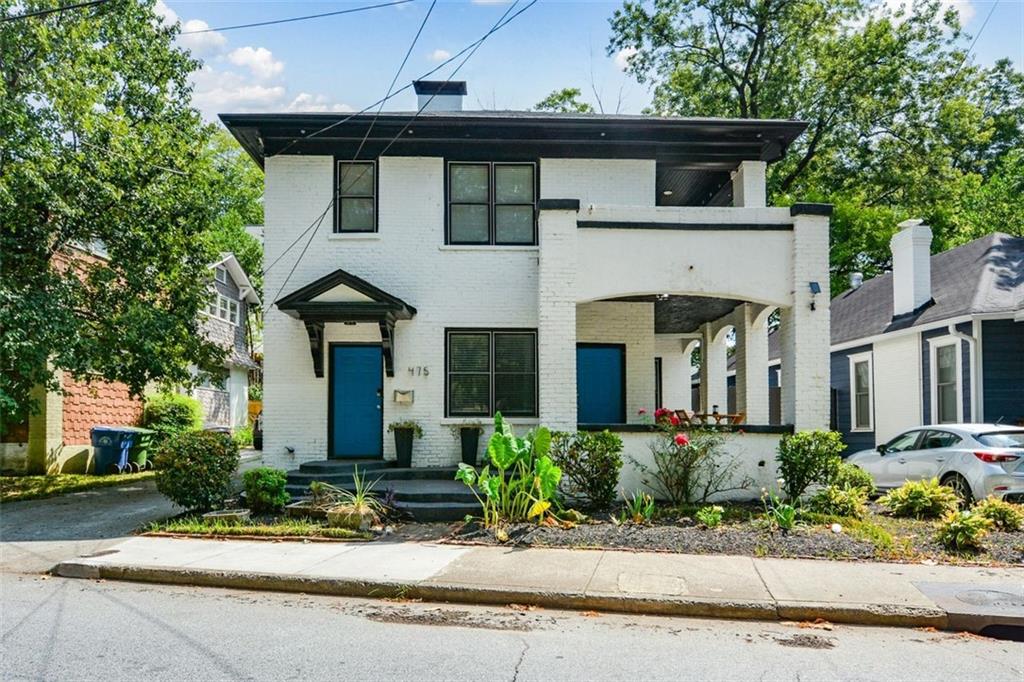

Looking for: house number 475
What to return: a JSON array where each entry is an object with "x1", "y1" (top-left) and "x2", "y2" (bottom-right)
[{"x1": 408, "y1": 366, "x2": 429, "y2": 376}]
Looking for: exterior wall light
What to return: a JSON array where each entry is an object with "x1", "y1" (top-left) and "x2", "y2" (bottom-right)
[{"x1": 809, "y1": 281, "x2": 821, "y2": 310}]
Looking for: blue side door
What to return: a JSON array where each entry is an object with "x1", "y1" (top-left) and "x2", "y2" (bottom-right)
[
  {"x1": 330, "y1": 345, "x2": 383, "y2": 458},
  {"x1": 576, "y1": 344, "x2": 625, "y2": 424}
]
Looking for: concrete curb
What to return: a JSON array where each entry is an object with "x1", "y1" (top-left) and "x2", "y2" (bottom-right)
[{"x1": 53, "y1": 559, "x2": 949, "y2": 630}]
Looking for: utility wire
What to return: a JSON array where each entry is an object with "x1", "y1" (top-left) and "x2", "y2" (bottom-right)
[
  {"x1": 180, "y1": 0, "x2": 416, "y2": 35},
  {"x1": 949, "y1": 0, "x2": 999, "y2": 83},
  {"x1": 273, "y1": 0, "x2": 537, "y2": 156},
  {"x1": 1, "y1": 0, "x2": 110, "y2": 22},
  {"x1": 263, "y1": 0, "x2": 537, "y2": 309}
]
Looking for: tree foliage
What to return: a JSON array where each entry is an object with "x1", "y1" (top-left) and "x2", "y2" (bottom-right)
[
  {"x1": 534, "y1": 87, "x2": 596, "y2": 113},
  {"x1": 0, "y1": 0, "x2": 230, "y2": 421},
  {"x1": 607, "y1": 0, "x2": 1024, "y2": 291}
]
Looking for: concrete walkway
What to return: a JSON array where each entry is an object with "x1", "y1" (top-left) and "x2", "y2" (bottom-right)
[{"x1": 53, "y1": 536, "x2": 1024, "y2": 632}]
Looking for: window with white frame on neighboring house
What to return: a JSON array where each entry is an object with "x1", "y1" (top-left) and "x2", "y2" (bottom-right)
[
  {"x1": 849, "y1": 352, "x2": 873, "y2": 431},
  {"x1": 206, "y1": 292, "x2": 240, "y2": 325},
  {"x1": 336, "y1": 160, "x2": 376, "y2": 232},
  {"x1": 933, "y1": 342, "x2": 960, "y2": 423},
  {"x1": 214, "y1": 266, "x2": 227, "y2": 284},
  {"x1": 446, "y1": 329, "x2": 537, "y2": 417},
  {"x1": 447, "y1": 162, "x2": 536, "y2": 245}
]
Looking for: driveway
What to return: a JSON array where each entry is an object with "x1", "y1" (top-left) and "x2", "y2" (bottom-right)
[{"x1": 0, "y1": 451, "x2": 262, "y2": 574}]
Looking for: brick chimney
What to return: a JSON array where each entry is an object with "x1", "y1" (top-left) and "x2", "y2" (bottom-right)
[{"x1": 890, "y1": 219, "x2": 932, "y2": 316}]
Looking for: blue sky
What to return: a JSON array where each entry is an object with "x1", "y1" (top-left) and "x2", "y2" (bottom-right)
[{"x1": 159, "y1": 0, "x2": 1023, "y2": 123}]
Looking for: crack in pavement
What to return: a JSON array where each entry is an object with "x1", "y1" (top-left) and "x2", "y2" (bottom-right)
[{"x1": 511, "y1": 636, "x2": 530, "y2": 682}]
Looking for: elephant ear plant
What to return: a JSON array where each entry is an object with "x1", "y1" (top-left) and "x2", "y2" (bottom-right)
[{"x1": 455, "y1": 413, "x2": 563, "y2": 528}]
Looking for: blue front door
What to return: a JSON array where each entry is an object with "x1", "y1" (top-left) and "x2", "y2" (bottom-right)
[
  {"x1": 330, "y1": 345, "x2": 383, "y2": 458},
  {"x1": 577, "y1": 344, "x2": 625, "y2": 424}
]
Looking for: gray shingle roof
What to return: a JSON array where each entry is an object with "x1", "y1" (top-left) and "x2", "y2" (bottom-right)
[{"x1": 831, "y1": 232, "x2": 1024, "y2": 345}]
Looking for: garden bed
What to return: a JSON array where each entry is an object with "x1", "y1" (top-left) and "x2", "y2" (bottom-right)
[
  {"x1": 435, "y1": 502, "x2": 1024, "y2": 567},
  {"x1": 143, "y1": 515, "x2": 373, "y2": 541}
]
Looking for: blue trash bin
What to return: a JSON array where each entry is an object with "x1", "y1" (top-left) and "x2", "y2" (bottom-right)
[{"x1": 90, "y1": 426, "x2": 135, "y2": 475}]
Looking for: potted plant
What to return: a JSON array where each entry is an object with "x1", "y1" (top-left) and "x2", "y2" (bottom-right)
[
  {"x1": 325, "y1": 466, "x2": 385, "y2": 531},
  {"x1": 452, "y1": 422, "x2": 484, "y2": 466},
  {"x1": 388, "y1": 420, "x2": 423, "y2": 467}
]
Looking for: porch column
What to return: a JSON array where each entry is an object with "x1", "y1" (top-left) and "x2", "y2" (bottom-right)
[
  {"x1": 654, "y1": 336, "x2": 698, "y2": 411},
  {"x1": 537, "y1": 200, "x2": 580, "y2": 432},
  {"x1": 732, "y1": 160, "x2": 767, "y2": 208},
  {"x1": 780, "y1": 204, "x2": 832, "y2": 429},
  {"x1": 699, "y1": 323, "x2": 729, "y2": 416},
  {"x1": 733, "y1": 304, "x2": 771, "y2": 423}
]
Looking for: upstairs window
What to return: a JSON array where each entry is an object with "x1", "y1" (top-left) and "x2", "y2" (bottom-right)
[
  {"x1": 448, "y1": 162, "x2": 536, "y2": 245},
  {"x1": 214, "y1": 266, "x2": 227, "y2": 284},
  {"x1": 207, "y1": 293, "x2": 240, "y2": 325},
  {"x1": 336, "y1": 161, "x2": 376, "y2": 233}
]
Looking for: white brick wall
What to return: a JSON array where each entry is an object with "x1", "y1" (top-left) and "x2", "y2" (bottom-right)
[
  {"x1": 540, "y1": 159, "x2": 654, "y2": 207},
  {"x1": 577, "y1": 302, "x2": 655, "y2": 422}
]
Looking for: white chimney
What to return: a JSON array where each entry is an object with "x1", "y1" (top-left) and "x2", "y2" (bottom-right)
[
  {"x1": 890, "y1": 219, "x2": 932, "y2": 316},
  {"x1": 413, "y1": 80, "x2": 466, "y2": 112},
  {"x1": 849, "y1": 272, "x2": 863, "y2": 290}
]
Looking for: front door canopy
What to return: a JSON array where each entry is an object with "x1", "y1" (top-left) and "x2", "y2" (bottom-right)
[{"x1": 276, "y1": 269, "x2": 416, "y2": 378}]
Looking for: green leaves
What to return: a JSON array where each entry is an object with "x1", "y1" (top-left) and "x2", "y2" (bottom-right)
[{"x1": 533, "y1": 455, "x2": 562, "y2": 500}]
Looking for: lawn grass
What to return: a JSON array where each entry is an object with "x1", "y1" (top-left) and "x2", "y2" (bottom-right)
[
  {"x1": 0, "y1": 471, "x2": 156, "y2": 503},
  {"x1": 146, "y1": 517, "x2": 371, "y2": 541}
]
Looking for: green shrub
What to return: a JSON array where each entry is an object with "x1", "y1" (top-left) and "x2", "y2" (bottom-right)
[
  {"x1": 142, "y1": 392, "x2": 202, "y2": 442},
  {"x1": 243, "y1": 467, "x2": 290, "y2": 514},
  {"x1": 761, "y1": 489, "x2": 797, "y2": 532},
  {"x1": 878, "y1": 478, "x2": 959, "y2": 519},
  {"x1": 153, "y1": 431, "x2": 240, "y2": 511},
  {"x1": 550, "y1": 430, "x2": 623, "y2": 510},
  {"x1": 829, "y1": 462, "x2": 875, "y2": 496},
  {"x1": 695, "y1": 505, "x2": 724, "y2": 528},
  {"x1": 775, "y1": 430, "x2": 846, "y2": 501},
  {"x1": 248, "y1": 384, "x2": 263, "y2": 401},
  {"x1": 973, "y1": 496, "x2": 1024, "y2": 531},
  {"x1": 620, "y1": 490, "x2": 655, "y2": 524},
  {"x1": 808, "y1": 484, "x2": 868, "y2": 519},
  {"x1": 936, "y1": 510, "x2": 992, "y2": 551},
  {"x1": 633, "y1": 427, "x2": 750, "y2": 505},
  {"x1": 232, "y1": 425, "x2": 254, "y2": 447}
]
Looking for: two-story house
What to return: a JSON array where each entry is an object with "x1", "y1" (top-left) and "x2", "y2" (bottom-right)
[
  {"x1": 222, "y1": 80, "x2": 833, "y2": 507},
  {"x1": 192, "y1": 253, "x2": 261, "y2": 431}
]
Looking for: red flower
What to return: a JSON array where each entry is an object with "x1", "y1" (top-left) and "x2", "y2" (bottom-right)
[
  {"x1": 638, "y1": 408, "x2": 647, "y2": 415},
  {"x1": 669, "y1": 414, "x2": 681, "y2": 426},
  {"x1": 674, "y1": 433, "x2": 689, "y2": 446},
  {"x1": 654, "y1": 408, "x2": 668, "y2": 419}
]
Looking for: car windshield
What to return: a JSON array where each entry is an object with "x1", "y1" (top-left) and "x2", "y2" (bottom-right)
[{"x1": 977, "y1": 431, "x2": 1024, "y2": 448}]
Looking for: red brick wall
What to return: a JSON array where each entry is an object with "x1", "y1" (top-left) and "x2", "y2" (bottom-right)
[{"x1": 62, "y1": 376, "x2": 144, "y2": 445}]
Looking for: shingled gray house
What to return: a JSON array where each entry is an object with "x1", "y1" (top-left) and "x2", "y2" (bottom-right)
[
  {"x1": 192, "y1": 253, "x2": 260, "y2": 430},
  {"x1": 829, "y1": 224, "x2": 1023, "y2": 451}
]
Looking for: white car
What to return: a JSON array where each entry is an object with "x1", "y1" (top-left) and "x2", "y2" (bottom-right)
[{"x1": 846, "y1": 424, "x2": 1024, "y2": 504}]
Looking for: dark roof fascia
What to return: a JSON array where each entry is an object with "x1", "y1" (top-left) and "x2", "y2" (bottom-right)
[
  {"x1": 279, "y1": 302, "x2": 409, "y2": 323},
  {"x1": 219, "y1": 113, "x2": 808, "y2": 169},
  {"x1": 276, "y1": 268, "x2": 416, "y2": 314},
  {"x1": 413, "y1": 80, "x2": 467, "y2": 95}
]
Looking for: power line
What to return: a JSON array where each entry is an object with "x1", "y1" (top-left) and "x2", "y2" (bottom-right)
[
  {"x1": 1, "y1": 0, "x2": 110, "y2": 22},
  {"x1": 274, "y1": 0, "x2": 536, "y2": 156},
  {"x1": 950, "y1": 0, "x2": 999, "y2": 82},
  {"x1": 180, "y1": 0, "x2": 416, "y2": 35}
]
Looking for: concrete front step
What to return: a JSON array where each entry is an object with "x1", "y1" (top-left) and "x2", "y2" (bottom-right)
[
  {"x1": 284, "y1": 478, "x2": 477, "y2": 504},
  {"x1": 286, "y1": 466, "x2": 460, "y2": 487},
  {"x1": 297, "y1": 459, "x2": 393, "y2": 474}
]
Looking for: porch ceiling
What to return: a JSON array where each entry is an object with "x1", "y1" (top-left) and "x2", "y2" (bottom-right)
[{"x1": 609, "y1": 295, "x2": 743, "y2": 333}]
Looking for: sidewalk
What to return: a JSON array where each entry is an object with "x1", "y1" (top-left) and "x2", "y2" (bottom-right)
[{"x1": 54, "y1": 536, "x2": 1024, "y2": 632}]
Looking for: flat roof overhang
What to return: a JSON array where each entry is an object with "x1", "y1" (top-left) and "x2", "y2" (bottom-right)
[{"x1": 220, "y1": 111, "x2": 808, "y2": 170}]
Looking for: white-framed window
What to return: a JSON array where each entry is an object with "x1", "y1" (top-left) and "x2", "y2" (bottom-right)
[
  {"x1": 214, "y1": 266, "x2": 228, "y2": 284},
  {"x1": 206, "y1": 292, "x2": 240, "y2": 325},
  {"x1": 848, "y1": 351, "x2": 873, "y2": 432},
  {"x1": 930, "y1": 339, "x2": 962, "y2": 424}
]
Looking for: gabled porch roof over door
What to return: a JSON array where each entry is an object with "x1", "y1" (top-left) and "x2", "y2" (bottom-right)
[{"x1": 276, "y1": 269, "x2": 416, "y2": 378}]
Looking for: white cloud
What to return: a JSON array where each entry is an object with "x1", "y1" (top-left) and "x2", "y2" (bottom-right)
[
  {"x1": 428, "y1": 48, "x2": 451, "y2": 62},
  {"x1": 178, "y1": 19, "x2": 227, "y2": 56},
  {"x1": 878, "y1": 0, "x2": 975, "y2": 24},
  {"x1": 153, "y1": 0, "x2": 177, "y2": 26},
  {"x1": 190, "y1": 66, "x2": 287, "y2": 118},
  {"x1": 614, "y1": 47, "x2": 637, "y2": 71},
  {"x1": 227, "y1": 46, "x2": 284, "y2": 80},
  {"x1": 286, "y1": 93, "x2": 354, "y2": 113}
]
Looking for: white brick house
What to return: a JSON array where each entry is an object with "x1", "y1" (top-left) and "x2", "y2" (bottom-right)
[{"x1": 222, "y1": 81, "x2": 832, "y2": 494}]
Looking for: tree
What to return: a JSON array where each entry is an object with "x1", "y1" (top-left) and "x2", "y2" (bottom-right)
[
  {"x1": 607, "y1": 0, "x2": 1023, "y2": 292},
  {"x1": 0, "y1": 0, "x2": 227, "y2": 433},
  {"x1": 202, "y1": 130, "x2": 264, "y2": 294},
  {"x1": 534, "y1": 87, "x2": 595, "y2": 113}
]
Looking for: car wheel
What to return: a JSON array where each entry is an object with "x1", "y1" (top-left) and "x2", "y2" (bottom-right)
[{"x1": 942, "y1": 473, "x2": 974, "y2": 507}]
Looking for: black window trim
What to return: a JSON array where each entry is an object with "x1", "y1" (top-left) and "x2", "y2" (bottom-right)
[
  {"x1": 334, "y1": 159, "x2": 378, "y2": 234},
  {"x1": 445, "y1": 327, "x2": 538, "y2": 418},
  {"x1": 445, "y1": 160, "x2": 538, "y2": 246}
]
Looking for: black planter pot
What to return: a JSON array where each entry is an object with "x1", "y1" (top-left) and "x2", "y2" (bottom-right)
[
  {"x1": 460, "y1": 428, "x2": 481, "y2": 466},
  {"x1": 393, "y1": 428, "x2": 414, "y2": 468}
]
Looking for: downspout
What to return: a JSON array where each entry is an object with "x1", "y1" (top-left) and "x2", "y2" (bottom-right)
[{"x1": 947, "y1": 323, "x2": 978, "y2": 422}]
